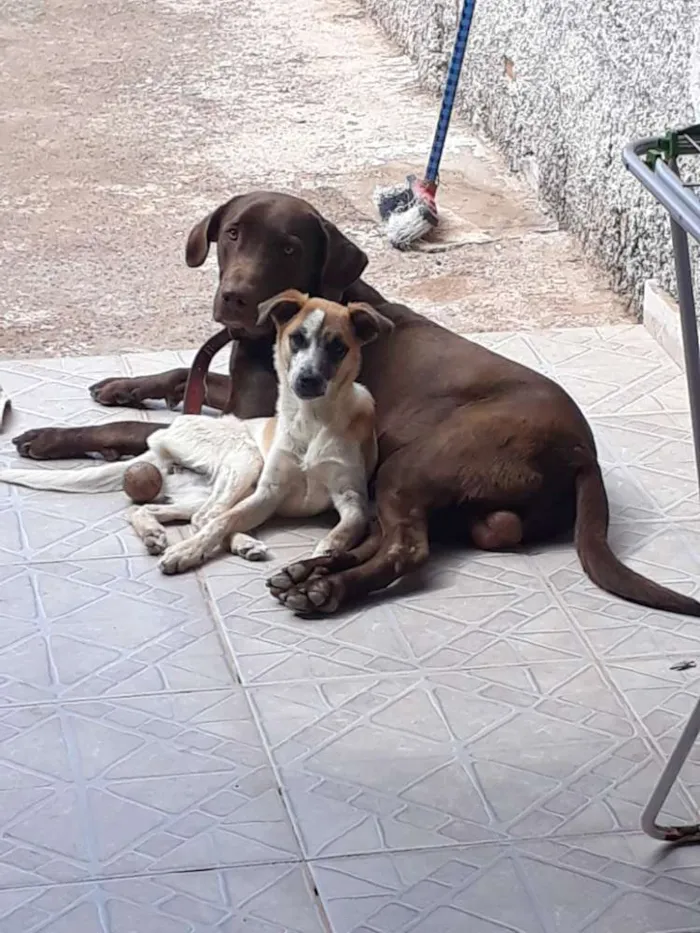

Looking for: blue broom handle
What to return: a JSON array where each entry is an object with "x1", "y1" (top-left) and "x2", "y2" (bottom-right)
[{"x1": 425, "y1": 0, "x2": 477, "y2": 185}]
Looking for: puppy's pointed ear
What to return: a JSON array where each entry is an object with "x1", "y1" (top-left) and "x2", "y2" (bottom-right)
[
  {"x1": 318, "y1": 217, "x2": 368, "y2": 300},
  {"x1": 186, "y1": 196, "x2": 240, "y2": 268},
  {"x1": 257, "y1": 289, "x2": 308, "y2": 329},
  {"x1": 348, "y1": 302, "x2": 394, "y2": 345}
]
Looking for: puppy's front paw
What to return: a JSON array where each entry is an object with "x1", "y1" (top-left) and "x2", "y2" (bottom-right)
[
  {"x1": 231, "y1": 532, "x2": 269, "y2": 562},
  {"x1": 159, "y1": 541, "x2": 203, "y2": 575},
  {"x1": 144, "y1": 527, "x2": 168, "y2": 556}
]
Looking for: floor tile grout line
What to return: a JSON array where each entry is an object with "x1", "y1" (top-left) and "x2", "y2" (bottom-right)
[
  {"x1": 228, "y1": 654, "x2": 700, "y2": 687},
  {"x1": 0, "y1": 685, "x2": 241, "y2": 710},
  {"x1": 196, "y1": 571, "x2": 315, "y2": 863},
  {"x1": 300, "y1": 861, "x2": 335, "y2": 933},
  {"x1": 5, "y1": 651, "x2": 700, "y2": 709},
  {"x1": 192, "y1": 565, "x2": 244, "y2": 687},
  {"x1": 0, "y1": 827, "x2": 680, "y2": 895},
  {"x1": 0, "y1": 856, "x2": 306, "y2": 894}
]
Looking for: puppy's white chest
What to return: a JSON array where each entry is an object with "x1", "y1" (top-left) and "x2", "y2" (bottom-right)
[{"x1": 276, "y1": 426, "x2": 340, "y2": 516}]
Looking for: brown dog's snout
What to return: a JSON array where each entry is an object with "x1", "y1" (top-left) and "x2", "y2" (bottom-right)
[
  {"x1": 220, "y1": 289, "x2": 248, "y2": 309},
  {"x1": 214, "y1": 282, "x2": 260, "y2": 325}
]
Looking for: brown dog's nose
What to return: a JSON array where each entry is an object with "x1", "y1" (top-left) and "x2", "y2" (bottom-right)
[{"x1": 221, "y1": 290, "x2": 248, "y2": 309}]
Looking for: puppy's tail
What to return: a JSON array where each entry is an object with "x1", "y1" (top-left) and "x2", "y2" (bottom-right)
[
  {"x1": 0, "y1": 452, "x2": 156, "y2": 494},
  {"x1": 575, "y1": 462, "x2": 700, "y2": 616}
]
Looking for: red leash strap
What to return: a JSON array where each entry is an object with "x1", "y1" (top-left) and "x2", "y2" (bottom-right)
[{"x1": 182, "y1": 328, "x2": 233, "y2": 415}]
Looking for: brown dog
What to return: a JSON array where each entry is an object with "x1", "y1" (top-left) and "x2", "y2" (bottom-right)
[{"x1": 13, "y1": 191, "x2": 700, "y2": 616}]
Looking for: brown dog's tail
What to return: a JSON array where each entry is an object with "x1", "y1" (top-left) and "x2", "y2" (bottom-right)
[{"x1": 574, "y1": 463, "x2": 700, "y2": 616}]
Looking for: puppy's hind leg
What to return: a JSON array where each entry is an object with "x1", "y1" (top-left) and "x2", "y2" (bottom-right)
[
  {"x1": 191, "y1": 449, "x2": 263, "y2": 531},
  {"x1": 230, "y1": 532, "x2": 269, "y2": 562},
  {"x1": 159, "y1": 483, "x2": 281, "y2": 575},
  {"x1": 129, "y1": 491, "x2": 207, "y2": 555}
]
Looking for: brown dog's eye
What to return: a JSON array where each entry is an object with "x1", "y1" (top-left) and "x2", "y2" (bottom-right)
[
  {"x1": 326, "y1": 337, "x2": 347, "y2": 362},
  {"x1": 283, "y1": 245, "x2": 295, "y2": 256},
  {"x1": 227, "y1": 227, "x2": 239, "y2": 241}
]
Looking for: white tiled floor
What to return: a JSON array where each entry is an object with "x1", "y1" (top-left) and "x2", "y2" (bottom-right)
[{"x1": 1, "y1": 324, "x2": 700, "y2": 931}]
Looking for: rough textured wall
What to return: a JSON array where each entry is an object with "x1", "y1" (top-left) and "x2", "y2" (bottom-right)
[{"x1": 362, "y1": 0, "x2": 700, "y2": 308}]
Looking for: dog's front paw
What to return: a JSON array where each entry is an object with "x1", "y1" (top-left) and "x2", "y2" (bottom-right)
[
  {"x1": 231, "y1": 533, "x2": 269, "y2": 562},
  {"x1": 267, "y1": 561, "x2": 342, "y2": 615},
  {"x1": 267, "y1": 555, "x2": 333, "y2": 593},
  {"x1": 143, "y1": 527, "x2": 168, "y2": 556},
  {"x1": 13, "y1": 428, "x2": 71, "y2": 460},
  {"x1": 159, "y1": 541, "x2": 204, "y2": 575},
  {"x1": 89, "y1": 377, "x2": 145, "y2": 408},
  {"x1": 272, "y1": 577, "x2": 341, "y2": 615}
]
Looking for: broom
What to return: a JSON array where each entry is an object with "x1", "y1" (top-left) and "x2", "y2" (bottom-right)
[{"x1": 374, "y1": 0, "x2": 478, "y2": 249}]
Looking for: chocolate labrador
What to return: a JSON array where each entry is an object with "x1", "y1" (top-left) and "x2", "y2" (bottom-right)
[{"x1": 13, "y1": 191, "x2": 700, "y2": 616}]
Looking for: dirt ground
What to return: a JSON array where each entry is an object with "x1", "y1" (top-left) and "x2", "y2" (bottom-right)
[{"x1": 0, "y1": 0, "x2": 631, "y2": 358}]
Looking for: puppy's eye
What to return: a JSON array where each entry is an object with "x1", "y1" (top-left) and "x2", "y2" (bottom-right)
[
  {"x1": 327, "y1": 337, "x2": 348, "y2": 362},
  {"x1": 227, "y1": 227, "x2": 239, "y2": 241},
  {"x1": 283, "y1": 244, "x2": 295, "y2": 256},
  {"x1": 289, "y1": 331, "x2": 307, "y2": 352}
]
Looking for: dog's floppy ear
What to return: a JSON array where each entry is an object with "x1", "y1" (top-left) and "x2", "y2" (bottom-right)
[
  {"x1": 186, "y1": 197, "x2": 239, "y2": 268},
  {"x1": 348, "y1": 302, "x2": 394, "y2": 345},
  {"x1": 257, "y1": 289, "x2": 308, "y2": 329},
  {"x1": 319, "y1": 217, "x2": 368, "y2": 300}
]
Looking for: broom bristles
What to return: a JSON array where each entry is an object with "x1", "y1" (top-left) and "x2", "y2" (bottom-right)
[{"x1": 374, "y1": 175, "x2": 439, "y2": 249}]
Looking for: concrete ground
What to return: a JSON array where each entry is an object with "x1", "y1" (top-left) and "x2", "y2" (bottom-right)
[
  {"x1": 0, "y1": 0, "x2": 630, "y2": 359},
  {"x1": 2, "y1": 327, "x2": 700, "y2": 932}
]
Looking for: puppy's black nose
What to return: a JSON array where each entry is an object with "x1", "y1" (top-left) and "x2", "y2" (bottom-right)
[{"x1": 295, "y1": 374, "x2": 325, "y2": 399}]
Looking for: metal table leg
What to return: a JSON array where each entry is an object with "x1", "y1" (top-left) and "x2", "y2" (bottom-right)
[
  {"x1": 642, "y1": 696, "x2": 700, "y2": 842},
  {"x1": 667, "y1": 168, "x2": 700, "y2": 491},
  {"x1": 637, "y1": 196, "x2": 700, "y2": 842},
  {"x1": 639, "y1": 219, "x2": 700, "y2": 843},
  {"x1": 622, "y1": 133, "x2": 700, "y2": 843}
]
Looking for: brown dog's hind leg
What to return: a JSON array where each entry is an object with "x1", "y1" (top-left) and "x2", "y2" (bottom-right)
[
  {"x1": 469, "y1": 511, "x2": 523, "y2": 550},
  {"x1": 13, "y1": 421, "x2": 164, "y2": 461}
]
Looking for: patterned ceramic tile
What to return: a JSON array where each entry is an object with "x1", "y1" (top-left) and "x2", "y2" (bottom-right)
[
  {"x1": 0, "y1": 478, "x2": 157, "y2": 565},
  {"x1": 531, "y1": 524, "x2": 700, "y2": 662},
  {"x1": 0, "y1": 358, "x2": 129, "y2": 448},
  {"x1": 606, "y1": 658, "x2": 700, "y2": 809},
  {"x1": 249, "y1": 668, "x2": 693, "y2": 857},
  {"x1": 475, "y1": 326, "x2": 690, "y2": 416},
  {"x1": 206, "y1": 550, "x2": 591, "y2": 685},
  {"x1": 0, "y1": 863, "x2": 324, "y2": 932},
  {"x1": 523, "y1": 326, "x2": 691, "y2": 415},
  {"x1": 0, "y1": 556, "x2": 233, "y2": 702},
  {"x1": 590, "y1": 414, "x2": 700, "y2": 521},
  {"x1": 0, "y1": 691, "x2": 299, "y2": 887},
  {"x1": 1, "y1": 333, "x2": 699, "y2": 932},
  {"x1": 311, "y1": 836, "x2": 700, "y2": 933},
  {"x1": 122, "y1": 347, "x2": 230, "y2": 382}
]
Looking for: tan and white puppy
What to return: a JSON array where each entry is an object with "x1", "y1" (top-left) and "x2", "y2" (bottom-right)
[
  {"x1": 0, "y1": 290, "x2": 392, "y2": 576},
  {"x1": 155, "y1": 289, "x2": 391, "y2": 574}
]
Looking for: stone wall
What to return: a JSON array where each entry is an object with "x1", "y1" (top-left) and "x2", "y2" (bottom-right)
[{"x1": 362, "y1": 0, "x2": 700, "y2": 309}]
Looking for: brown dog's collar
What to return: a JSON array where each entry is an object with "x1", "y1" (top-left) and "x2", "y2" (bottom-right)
[{"x1": 182, "y1": 328, "x2": 233, "y2": 414}]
